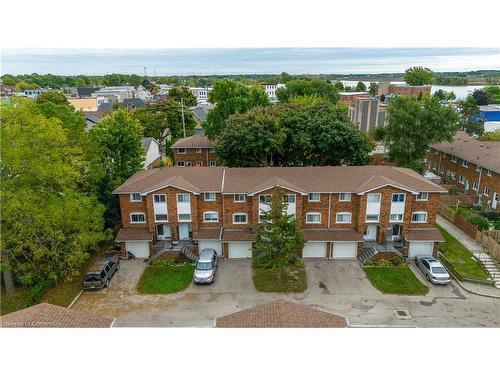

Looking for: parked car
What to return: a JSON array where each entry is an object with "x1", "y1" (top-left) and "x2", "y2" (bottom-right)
[
  {"x1": 193, "y1": 248, "x2": 218, "y2": 284},
  {"x1": 83, "y1": 259, "x2": 120, "y2": 290},
  {"x1": 415, "y1": 255, "x2": 451, "y2": 285}
]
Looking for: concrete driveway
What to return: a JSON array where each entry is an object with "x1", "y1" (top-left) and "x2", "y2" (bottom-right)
[
  {"x1": 304, "y1": 259, "x2": 379, "y2": 296},
  {"x1": 71, "y1": 258, "x2": 500, "y2": 328}
]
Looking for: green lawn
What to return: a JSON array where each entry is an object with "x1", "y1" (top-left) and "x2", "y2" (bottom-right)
[
  {"x1": 137, "y1": 263, "x2": 194, "y2": 294},
  {"x1": 1, "y1": 287, "x2": 33, "y2": 316},
  {"x1": 437, "y1": 225, "x2": 490, "y2": 281},
  {"x1": 364, "y1": 266, "x2": 429, "y2": 295},
  {"x1": 253, "y1": 266, "x2": 307, "y2": 293}
]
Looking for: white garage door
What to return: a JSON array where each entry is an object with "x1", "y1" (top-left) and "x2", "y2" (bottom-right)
[
  {"x1": 332, "y1": 242, "x2": 357, "y2": 259},
  {"x1": 198, "y1": 240, "x2": 223, "y2": 256},
  {"x1": 125, "y1": 241, "x2": 150, "y2": 258},
  {"x1": 302, "y1": 242, "x2": 327, "y2": 258},
  {"x1": 228, "y1": 242, "x2": 252, "y2": 259},
  {"x1": 408, "y1": 242, "x2": 433, "y2": 258}
]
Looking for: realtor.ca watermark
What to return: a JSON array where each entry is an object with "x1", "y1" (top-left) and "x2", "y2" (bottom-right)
[{"x1": 1, "y1": 321, "x2": 64, "y2": 328}]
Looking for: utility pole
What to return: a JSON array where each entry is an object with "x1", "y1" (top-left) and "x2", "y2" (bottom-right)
[{"x1": 180, "y1": 97, "x2": 186, "y2": 138}]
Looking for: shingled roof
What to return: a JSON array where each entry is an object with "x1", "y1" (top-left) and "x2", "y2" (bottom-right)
[
  {"x1": 215, "y1": 300, "x2": 347, "y2": 328},
  {"x1": 0, "y1": 303, "x2": 114, "y2": 328},
  {"x1": 171, "y1": 134, "x2": 213, "y2": 149},
  {"x1": 430, "y1": 131, "x2": 500, "y2": 174},
  {"x1": 113, "y1": 166, "x2": 446, "y2": 195}
]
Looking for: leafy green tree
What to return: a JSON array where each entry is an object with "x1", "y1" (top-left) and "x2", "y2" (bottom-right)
[
  {"x1": 380, "y1": 96, "x2": 458, "y2": 172},
  {"x1": 404, "y1": 66, "x2": 434, "y2": 85},
  {"x1": 457, "y1": 95, "x2": 484, "y2": 135},
  {"x1": 36, "y1": 92, "x2": 70, "y2": 106},
  {"x1": 254, "y1": 187, "x2": 304, "y2": 281},
  {"x1": 88, "y1": 109, "x2": 144, "y2": 226},
  {"x1": 333, "y1": 81, "x2": 344, "y2": 91},
  {"x1": 168, "y1": 86, "x2": 197, "y2": 106},
  {"x1": 355, "y1": 81, "x2": 367, "y2": 92},
  {"x1": 471, "y1": 89, "x2": 489, "y2": 105},
  {"x1": 369, "y1": 82, "x2": 377, "y2": 96},
  {"x1": 477, "y1": 129, "x2": 500, "y2": 141},
  {"x1": 214, "y1": 106, "x2": 286, "y2": 166},
  {"x1": 276, "y1": 79, "x2": 339, "y2": 103},
  {"x1": 1, "y1": 99, "x2": 106, "y2": 293},
  {"x1": 433, "y1": 89, "x2": 456, "y2": 102},
  {"x1": 14, "y1": 81, "x2": 40, "y2": 91},
  {"x1": 485, "y1": 85, "x2": 500, "y2": 104},
  {"x1": 205, "y1": 79, "x2": 270, "y2": 139}
]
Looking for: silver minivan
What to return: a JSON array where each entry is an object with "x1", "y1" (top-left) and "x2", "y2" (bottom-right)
[{"x1": 193, "y1": 248, "x2": 218, "y2": 284}]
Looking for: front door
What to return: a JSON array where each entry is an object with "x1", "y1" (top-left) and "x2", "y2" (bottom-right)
[
  {"x1": 156, "y1": 224, "x2": 171, "y2": 240},
  {"x1": 178, "y1": 224, "x2": 192, "y2": 240},
  {"x1": 492, "y1": 193, "x2": 498, "y2": 210},
  {"x1": 391, "y1": 224, "x2": 401, "y2": 241},
  {"x1": 363, "y1": 224, "x2": 377, "y2": 241}
]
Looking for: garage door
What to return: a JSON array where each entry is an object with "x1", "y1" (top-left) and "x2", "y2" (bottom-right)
[
  {"x1": 198, "y1": 240, "x2": 223, "y2": 256},
  {"x1": 302, "y1": 242, "x2": 327, "y2": 258},
  {"x1": 332, "y1": 242, "x2": 357, "y2": 259},
  {"x1": 408, "y1": 242, "x2": 433, "y2": 258},
  {"x1": 125, "y1": 242, "x2": 150, "y2": 258},
  {"x1": 228, "y1": 242, "x2": 252, "y2": 259}
]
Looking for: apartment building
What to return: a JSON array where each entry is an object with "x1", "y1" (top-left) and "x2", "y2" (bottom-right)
[
  {"x1": 377, "y1": 82, "x2": 431, "y2": 97},
  {"x1": 261, "y1": 83, "x2": 285, "y2": 102},
  {"x1": 171, "y1": 134, "x2": 218, "y2": 167},
  {"x1": 189, "y1": 87, "x2": 212, "y2": 104},
  {"x1": 113, "y1": 166, "x2": 446, "y2": 260},
  {"x1": 339, "y1": 91, "x2": 370, "y2": 106},
  {"x1": 426, "y1": 131, "x2": 500, "y2": 210},
  {"x1": 348, "y1": 97, "x2": 388, "y2": 133}
]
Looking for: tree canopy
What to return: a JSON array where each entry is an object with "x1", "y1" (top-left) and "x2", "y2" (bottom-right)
[
  {"x1": 484, "y1": 85, "x2": 500, "y2": 104},
  {"x1": 204, "y1": 79, "x2": 270, "y2": 139},
  {"x1": 214, "y1": 103, "x2": 373, "y2": 167},
  {"x1": 276, "y1": 79, "x2": 339, "y2": 103},
  {"x1": 378, "y1": 95, "x2": 458, "y2": 172},
  {"x1": 168, "y1": 86, "x2": 197, "y2": 106},
  {"x1": 477, "y1": 129, "x2": 500, "y2": 141},
  {"x1": 404, "y1": 66, "x2": 434, "y2": 85},
  {"x1": 457, "y1": 95, "x2": 484, "y2": 136},
  {"x1": 471, "y1": 89, "x2": 489, "y2": 105}
]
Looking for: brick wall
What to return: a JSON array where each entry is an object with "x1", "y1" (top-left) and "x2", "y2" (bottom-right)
[{"x1": 173, "y1": 148, "x2": 218, "y2": 167}]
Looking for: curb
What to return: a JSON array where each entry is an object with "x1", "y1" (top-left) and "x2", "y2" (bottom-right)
[
  {"x1": 452, "y1": 276, "x2": 500, "y2": 299},
  {"x1": 67, "y1": 290, "x2": 83, "y2": 309}
]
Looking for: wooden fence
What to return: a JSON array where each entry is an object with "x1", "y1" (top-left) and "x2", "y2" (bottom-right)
[
  {"x1": 439, "y1": 194, "x2": 475, "y2": 207},
  {"x1": 476, "y1": 231, "x2": 500, "y2": 262}
]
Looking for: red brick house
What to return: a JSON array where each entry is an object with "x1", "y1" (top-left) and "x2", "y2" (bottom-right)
[
  {"x1": 171, "y1": 134, "x2": 218, "y2": 167},
  {"x1": 113, "y1": 166, "x2": 446, "y2": 260},
  {"x1": 426, "y1": 131, "x2": 500, "y2": 211}
]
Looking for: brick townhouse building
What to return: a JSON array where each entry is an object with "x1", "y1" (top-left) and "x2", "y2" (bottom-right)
[
  {"x1": 171, "y1": 132, "x2": 218, "y2": 167},
  {"x1": 113, "y1": 166, "x2": 446, "y2": 260},
  {"x1": 426, "y1": 131, "x2": 500, "y2": 211}
]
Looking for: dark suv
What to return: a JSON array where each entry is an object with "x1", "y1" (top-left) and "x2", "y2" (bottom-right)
[{"x1": 83, "y1": 259, "x2": 120, "y2": 290}]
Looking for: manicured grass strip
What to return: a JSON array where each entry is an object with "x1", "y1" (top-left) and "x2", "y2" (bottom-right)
[
  {"x1": 137, "y1": 264, "x2": 194, "y2": 294},
  {"x1": 364, "y1": 266, "x2": 429, "y2": 295},
  {"x1": 253, "y1": 266, "x2": 307, "y2": 293},
  {"x1": 437, "y1": 225, "x2": 490, "y2": 281}
]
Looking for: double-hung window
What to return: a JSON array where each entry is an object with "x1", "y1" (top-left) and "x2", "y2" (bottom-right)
[
  {"x1": 308, "y1": 193, "x2": 320, "y2": 202},
  {"x1": 336, "y1": 212, "x2": 352, "y2": 223},
  {"x1": 416, "y1": 192, "x2": 428, "y2": 201},
  {"x1": 130, "y1": 212, "x2": 146, "y2": 223},
  {"x1": 392, "y1": 193, "x2": 405, "y2": 202},
  {"x1": 203, "y1": 211, "x2": 218, "y2": 222},
  {"x1": 411, "y1": 212, "x2": 428, "y2": 223},
  {"x1": 130, "y1": 193, "x2": 142, "y2": 202},
  {"x1": 233, "y1": 213, "x2": 248, "y2": 224},
  {"x1": 339, "y1": 193, "x2": 351, "y2": 202},
  {"x1": 204, "y1": 192, "x2": 216, "y2": 201},
  {"x1": 306, "y1": 212, "x2": 321, "y2": 224},
  {"x1": 234, "y1": 194, "x2": 245, "y2": 202}
]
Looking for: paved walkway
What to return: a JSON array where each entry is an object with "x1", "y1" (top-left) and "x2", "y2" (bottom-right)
[{"x1": 436, "y1": 215, "x2": 483, "y2": 253}]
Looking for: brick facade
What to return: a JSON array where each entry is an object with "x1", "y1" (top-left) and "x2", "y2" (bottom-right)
[
  {"x1": 173, "y1": 148, "x2": 218, "y2": 167},
  {"x1": 427, "y1": 148, "x2": 500, "y2": 211}
]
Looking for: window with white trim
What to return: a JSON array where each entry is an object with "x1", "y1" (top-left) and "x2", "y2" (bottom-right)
[
  {"x1": 233, "y1": 213, "x2": 248, "y2": 224},
  {"x1": 209, "y1": 160, "x2": 216, "y2": 167},
  {"x1": 177, "y1": 194, "x2": 190, "y2": 203},
  {"x1": 204, "y1": 192, "x2": 216, "y2": 201},
  {"x1": 462, "y1": 160, "x2": 468, "y2": 168},
  {"x1": 487, "y1": 169, "x2": 492, "y2": 176},
  {"x1": 472, "y1": 181, "x2": 478, "y2": 191},
  {"x1": 416, "y1": 192, "x2": 428, "y2": 201},
  {"x1": 259, "y1": 195, "x2": 272, "y2": 204},
  {"x1": 367, "y1": 194, "x2": 381, "y2": 203},
  {"x1": 392, "y1": 193, "x2": 405, "y2": 202},
  {"x1": 284, "y1": 194, "x2": 295, "y2": 204},
  {"x1": 390, "y1": 214, "x2": 403, "y2": 222},
  {"x1": 451, "y1": 155, "x2": 457, "y2": 163},
  {"x1": 234, "y1": 194, "x2": 245, "y2": 202},
  {"x1": 484, "y1": 187, "x2": 490, "y2": 196},
  {"x1": 130, "y1": 193, "x2": 142, "y2": 202},
  {"x1": 458, "y1": 175, "x2": 466, "y2": 184},
  {"x1": 411, "y1": 212, "x2": 428, "y2": 223},
  {"x1": 308, "y1": 193, "x2": 320, "y2": 202},
  {"x1": 203, "y1": 211, "x2": 218, "y2": 222},
  {"x1": 195, "y1": 148, "x2": 202, "y2": 153},
  {"x1": 339, "y1": 192, "x2": 352, "y2": 202},
  {"x1": 177, "y1": 148, "x2": 186, "y2": 154},
  {"x1": 365, "y1": 214, "x2": 379, "y2": 222},
  {"x1": 336, "y1": 212, "x2": 352, "y2": 223},
  {"x1": 178, "y1": 213, "x2": 191, "y2": 222},
  {"x1": 130, "y1": 212, "x2": 146, "y2": 223},
  {"x1": 306, "y1": 212, "x2": 321, "y2": 223},
  {"x1": 155, "y1": 214, "x2": 168, "y2": 222},
  {"x1": 153, "y1": 194, "x2": 166, "y2": 203}
]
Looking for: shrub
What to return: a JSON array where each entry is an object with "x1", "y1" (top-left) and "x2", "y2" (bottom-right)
[
  {"x1": 493, "y1": 220, "x2": 500, "y2": 230},
  {"x1": 468, "y1": 215, "x2": 490, "y2": 231},
  {"x1": 482, "y1": 211, "x2": 500, "y2": 222},
  {"x1": 149, "y1": 259, "x2": 176, "y2": 267}
]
